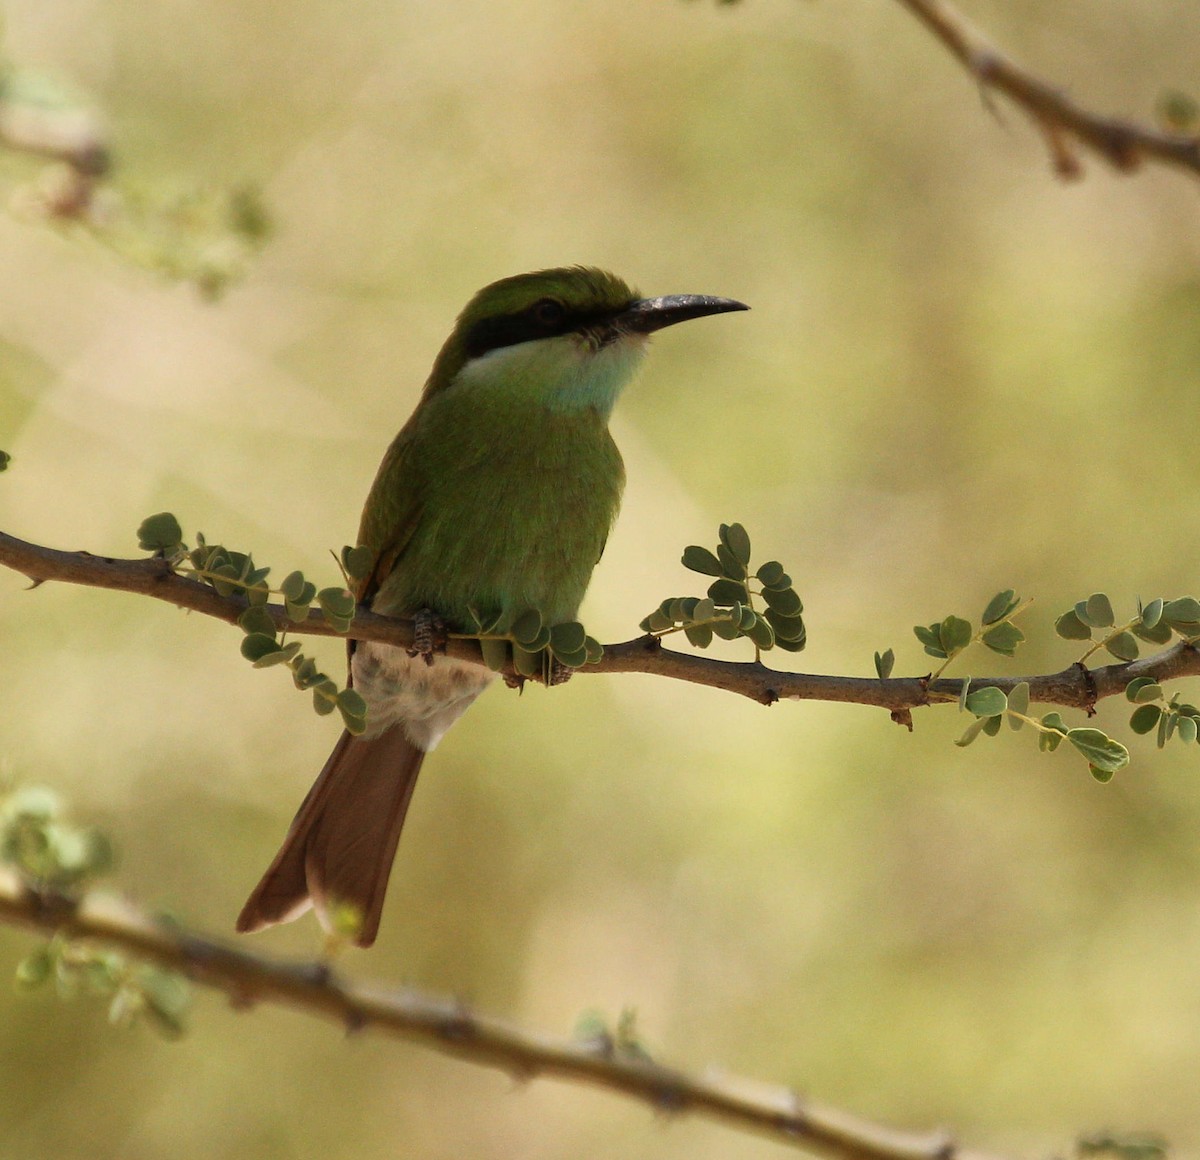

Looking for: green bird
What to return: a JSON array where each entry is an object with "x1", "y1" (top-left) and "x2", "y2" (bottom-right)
[{"x1": 237, "y1": 267, "x2": 747, "y2": 946}]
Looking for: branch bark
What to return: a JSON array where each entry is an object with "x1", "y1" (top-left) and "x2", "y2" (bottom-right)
[
  {"x1": 0, "y1": 866, "x2": 1006, "y2": 1160},
  {"x1": 893, "y1": 0, "x2": 1200, "y2": 178},
  {"x1": 3, "y1": 528, "x2": 1198, "y2": 715}
]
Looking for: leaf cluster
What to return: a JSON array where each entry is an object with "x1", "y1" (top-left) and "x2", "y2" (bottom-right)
[
  {"x1": 641, "y1": 523, "x2": 806, "y2": 655},
  {"x1": 1055, "y1": 593, "x2": 1200, "y2": 661},
  {"x1": 0, "y1": 785, "x2": 112, "y2": 889},
  {"x1": 0, "y1": 784, "x2": 190, "y2": 1036},
  {"x1": 136, "y1": 514, "x2": 368, "y2": 733},
  {"x1": 913, "y1": 589, "x2": 1025, "y2": 669},
  {"x1": 953, "y1": 681, "x2": 1129, "y2": 782},
  {"x1": 1126, "y1": 676, "x2": 1200, "y2": 749},
  {"x1": 460, "y1": 607, "x2": 603, "y2": 679},
  {"x1": 16, "y1": 933, "x2": 191, "y2": 1039}
]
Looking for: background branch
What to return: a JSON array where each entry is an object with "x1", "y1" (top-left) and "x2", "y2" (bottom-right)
[
  {"x1": 0, "y1": 865, "x2": 1005, "y2": 1160},
  {"x1": 3, "y1": 527, "x2": 1197, "y2": 714},
  {"x1": 894, "y1": 0, "x2": 1200, "y2": 177}
]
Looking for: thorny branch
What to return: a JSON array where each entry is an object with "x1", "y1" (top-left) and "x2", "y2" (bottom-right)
[
  {"x1": 893, "y1": 0, "x2": 1200, "y2": 178},
  {"x1": 0, "y1": 866, "x2": 1005, "y2": 1160},
  {"x1": 2, "y1": 528, "x2": 1198, "y2": 716}
]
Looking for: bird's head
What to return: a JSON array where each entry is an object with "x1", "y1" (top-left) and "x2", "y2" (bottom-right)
[{"x1": 424, "y1": 266, "x2": 747, "y2": 416}]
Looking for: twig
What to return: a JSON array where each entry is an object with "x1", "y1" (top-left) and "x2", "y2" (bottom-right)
[
  {"x1": 893, "y1": 0, "x2": 1200, "y2": 178},
  {"x1": 0, "y1": 865, "x2": 1006, "y2": 1160},
  {"x1": 2, "y1": 528, "x2": 1198, "y2": 714}
]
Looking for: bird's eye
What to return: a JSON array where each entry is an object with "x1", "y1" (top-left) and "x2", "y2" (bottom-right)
[{"x1": 531, "y1": 298, "x2": 566, "y2": 328}]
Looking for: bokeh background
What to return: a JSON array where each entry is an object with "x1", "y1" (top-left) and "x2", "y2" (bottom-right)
[{"x1": 2, "y1": 1, "x2": 1200, "y2": 1157}]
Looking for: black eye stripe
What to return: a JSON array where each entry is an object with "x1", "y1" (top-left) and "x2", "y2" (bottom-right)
[{"x1": 462, "y1": 293, "x2": 644, "y2": 359}]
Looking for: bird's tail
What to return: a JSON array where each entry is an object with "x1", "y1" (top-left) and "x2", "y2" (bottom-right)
[{"x1": 236, "y1": 726, "x2": 425, "y2": 947}]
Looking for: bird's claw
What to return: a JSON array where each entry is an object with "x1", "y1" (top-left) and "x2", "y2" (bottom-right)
[
  {"x1": 407, "y1": 608, "x2": 448, "y2": 666},
  {"x1": 546, "y1": 657, "x2": 573, "y2": 687}
]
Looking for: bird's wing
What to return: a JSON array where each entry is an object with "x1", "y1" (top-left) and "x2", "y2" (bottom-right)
[{"x1": 353, "y1": 425, "x2": 425, "y2": 608}]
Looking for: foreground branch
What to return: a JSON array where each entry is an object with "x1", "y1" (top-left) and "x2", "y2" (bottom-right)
[
  {"x1": 895, "y1": 0, "x2": 1200, "y2": 178},
  {"x1": 3, "y1": 529, "x2": 1198, "y2": 715},
  {"x1": 0, "y1": 866, "x2": 1005, "y2": 1160}
]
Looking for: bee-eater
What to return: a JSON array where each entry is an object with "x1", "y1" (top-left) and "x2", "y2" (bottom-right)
[{"x1": 237, "y1": 266, "x2": 747, "y2": 946}]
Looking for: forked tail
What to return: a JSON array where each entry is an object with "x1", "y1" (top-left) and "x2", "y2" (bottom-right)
[{"x1": 237, "y1": 726, "x2": 425, "y2": 947}]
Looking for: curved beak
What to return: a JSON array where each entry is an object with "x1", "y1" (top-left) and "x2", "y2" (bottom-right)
[{"x1": 617, "y1": 294, "x2": 749, "y2": 335}]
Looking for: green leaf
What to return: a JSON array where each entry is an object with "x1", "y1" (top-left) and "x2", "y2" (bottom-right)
[
  {"x1": 291, "y1": 657, "x2": 319, "y2": 688},
  {"x1": 1089, "y1": 764, "x2": 1115, "y2": 784},
  {"x1": 137, "y1": 967, "x2": 191, "y2": 1039},
  {"x1": 981, "y1": 589, "x2": 1018, "y2": 625},
  {"x1": 939, "y1": 615, "x2": 972, "y2": 655},
  {"x1": 311, "y1": 680, "x2": 339, "y2": 715},
  {"x1": 0, "y1": 450, "x2": 10, "y2": 472},
  {"x1": 1139, "y1": 598, "x2": 1164, "y2": 630},
  {"x1": 479, "y1": 637, "x2": 509, "y2": 672},
  {"x1": 208, "y1": 563, "x2": 241, "y2": 598},
  {"x1": 584, "y1": 636, "x2": 603, "y2": 664},
  {"x1": 549, "y1": 621, "x2": 587, "y2": 655},
  {"x1": 336, "y1": 688, "x2": 367, "y2": 719},
  {"x1": 285, "y1": 598, "x2": 313, "y2": 624},
  {"x1": 774, "y1": 635, "x2": 806, "y2": 653},
  {"x1": 681, "y1": 546, "x2": 723, "y2": 576},
  {"x1": 874, "y1": 648, "x2": 895, "y2": 680},
  {"x1": 711, "y1": 616, "x2": 741, "y2": 641},
  {"x1": 1162, "y1": 596, "x2": 1200, "y2": 629},
  {"x1": 719, "y1": 522, "x2": 751, "y2": 567},
  {"x1": 1039, "y1": 712, "x2": 1068, "y2": 752},
  {"x1": 136, "y1": 512, "x2": 184, "y2": 553},
  {"x1": 982, "y1": 714, "x2": 1003, "y2": 736},
  {"x1": 280, "y1": 570, "x2": 306, "y2": 601},
  {"x1": 756, "y1": 561, "x2": 785, "y2": 586},
  {"x1": 762, "y1": 586, "x2": 803, "y2": 616},
  {"x1": 981, "y1": 622, "x2": 1024, "y2": 656},
  {"x1": 1125, "y1": 677, "x2": 1162, "y2": 703},
  {"x1": 684, "y1": 624, "x2": 713, "y2": 648},
  {"x1": 1105, "y1": 632, "x2": 1139, "y2": 662},
  {"x1": 1158, "y1": 706, "x2": 1175, "y2": 749},
  {"x1": 745, "y1": 614, "x2": 775, "y2": 650},
  {"x1": 253, "y1": 641, "x2": 300, "y2": 668},
  {"x1": 1132, "y1": 618, "x2": 1173, "y2": 645},
  {"x1": 913, "y1": 624, "x2": 938, "y2": 648},
  {"x1": 1006, "y1": 681, "x2": 1030, "y2": 728},
  {"x1": 955, "y1": 718, "x2": 987, "y2": 747},
  {"x1": 691, "y1": 597, "x2": 716, "y2": 623},
  {"x1": 512, "y1": 644, "x2": 543, "y2": 678},
  {"x1": 913, "y1": 624, "x2": 946, "y2": 658},
  {"x1": 341, "y1": 545, "x2": 373, "y2": 581},
  {"x1": 1066, "y1": 728, "x2": 1129, "y2": 774},
  {"x1": 707, "y1": 578, "x2": 748, "y2": 606},
  {"x1": 1176, "y1": 714, "x2": 1198, "y2": 745},
  {"x1": 553, "y1": 646, "x2": 590, "y2": 669},
  {"x1": 240, "y1": 633, "x2": 281, "y2": 663},
  {"x1": 1080, "y1": 593, "x2": 1115, "y2": 629},
  {"x1": 237, "y1": 606, "x2": 277, "y2": 638},
  {"x1": 716, "y1": 543, "x2": 746, "y2": 580},
  {"x1": 965, "y1": 686, "x2": 1007, "y2": 718},
  {"x1": 317, "y1": 587, "x2": 355, "y2": 619},
  {"x1": 644, "y1": 609, "x2": 673, "y2": 633},
  {"x1": 1054, "y1": 609, "x2": 1093, "y2": 640},
  {"x1": 15, "y1": 946, "x2": 53, "y2": 989}
]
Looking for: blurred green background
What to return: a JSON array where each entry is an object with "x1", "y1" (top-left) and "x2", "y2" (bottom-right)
[{"x1": 2, "y1": 1, "x2": 1200, "y2": 1157}]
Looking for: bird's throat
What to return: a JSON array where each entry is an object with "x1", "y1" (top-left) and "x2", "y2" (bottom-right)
[{"x1": 451, "y1": 331, "x2": 646, "y2": 419}]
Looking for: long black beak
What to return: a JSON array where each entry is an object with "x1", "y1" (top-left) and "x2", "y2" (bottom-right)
[{"x1": 618, "y1": 294, "x2": 749, "y2": 335}]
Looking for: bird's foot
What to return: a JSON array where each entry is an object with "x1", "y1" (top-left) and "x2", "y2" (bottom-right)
[
  {"x1": 407, "y1": 608, "x2": 448, "y2": 667},
  {"x1": 546, "y1": 657, "x2": 574, "y2": 687}
]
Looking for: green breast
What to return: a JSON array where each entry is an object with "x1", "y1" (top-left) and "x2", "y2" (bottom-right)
[{"x1": 365, "y1": 389, "x2": 625, "y2": 631}]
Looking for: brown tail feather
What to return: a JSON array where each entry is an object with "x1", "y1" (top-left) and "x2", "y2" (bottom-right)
[{"x1": 236, "y1": 726, "x2": 425, "y2": 947}]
